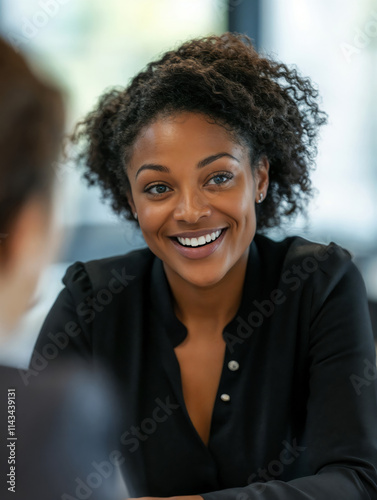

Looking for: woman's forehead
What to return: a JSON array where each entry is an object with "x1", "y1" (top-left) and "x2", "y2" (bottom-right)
[{"x1": 131, "y1": 112, "x2": 245, "y2": 156}]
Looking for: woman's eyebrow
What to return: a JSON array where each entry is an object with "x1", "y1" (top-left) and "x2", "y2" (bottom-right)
[
  {"x1": 135, "y1": 163, "x2": 169, "y2": 179},
  {"x1": 197, "y1": 152, "x2": 239, "y2": 169},
  {"x1": 135, "y1": 152, "x2": 239, "y2": 179}
]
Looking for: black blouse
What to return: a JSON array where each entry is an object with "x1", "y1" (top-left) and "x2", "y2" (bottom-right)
[{"x1": 31, "y1": 234, "x2": 377, "y2": 499}]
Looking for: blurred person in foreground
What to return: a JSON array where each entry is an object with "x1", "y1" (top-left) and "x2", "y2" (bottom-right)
[
  {"x1": 33, "y1": 33, "x2": 377, "y2": 499},
  {"x1": 0, "y1": 38, "x2": 126, "y2": 499}
]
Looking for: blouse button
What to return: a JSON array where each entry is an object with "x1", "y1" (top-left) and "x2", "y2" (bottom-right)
[
  {"x1": 220, "y1": 393, "x2": 231, "y2": 402},
  {"x1": 228, "y1": 360, "x2": 239, "y2": 371}
]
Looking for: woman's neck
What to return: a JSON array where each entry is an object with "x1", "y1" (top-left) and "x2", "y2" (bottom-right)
[{"x1": 163, "y1": 250, "x2": 249, "y2": 337}]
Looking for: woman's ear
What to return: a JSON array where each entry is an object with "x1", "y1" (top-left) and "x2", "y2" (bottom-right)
[{"x1": 256, "y1": 156, "x2": 270, "y2": 195}]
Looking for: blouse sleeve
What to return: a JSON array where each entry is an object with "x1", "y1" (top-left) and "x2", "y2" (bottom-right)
[
  {"x1": 28, "y1": 262, "x2": 94, "y2": 377},
  {"x1": 200, "y1": 259, "x2": 377, "y2": 499}
]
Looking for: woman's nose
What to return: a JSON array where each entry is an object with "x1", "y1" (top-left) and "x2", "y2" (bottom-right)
[{"x1": 173, "y1": 189, "x2": 211, "y2": 223}]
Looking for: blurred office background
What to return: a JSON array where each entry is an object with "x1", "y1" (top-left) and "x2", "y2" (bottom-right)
[{"x1": 0, "y1": 0, "x2": 376, "y2": 366}]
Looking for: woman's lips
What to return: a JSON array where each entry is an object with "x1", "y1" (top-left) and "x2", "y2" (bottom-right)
[{"x1": 169, "y1": 228, "x2": 227, "y2": 260}]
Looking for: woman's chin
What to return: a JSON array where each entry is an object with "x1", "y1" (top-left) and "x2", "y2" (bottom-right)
[{"x1": 176, "y1": 267, "x2": 228, "y2": 289}]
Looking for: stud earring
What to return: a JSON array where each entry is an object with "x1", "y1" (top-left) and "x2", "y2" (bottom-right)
[
  {"x1": 133, "y1": 212, "x2": 138, "y2": 220},
  {"x1": 258, "y1": 193, "x2": 264, "y2": 204}
]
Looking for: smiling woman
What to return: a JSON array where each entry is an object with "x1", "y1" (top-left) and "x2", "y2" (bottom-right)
[{"x1": 32, "y1": 33, "x2": 377, "y2": 499}]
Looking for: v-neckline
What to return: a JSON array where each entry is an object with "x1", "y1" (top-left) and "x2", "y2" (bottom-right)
[
  {"x1": 173, "y1": 336, "x2": 227, "y2": 448},
  {"x1": 150, "y1": 239, "x2": 262, "y2": 449}
]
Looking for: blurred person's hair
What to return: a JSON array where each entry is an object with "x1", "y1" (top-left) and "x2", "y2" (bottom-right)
[{"x1": 0, "y1": 38, "x2": 64, "y2": 238}]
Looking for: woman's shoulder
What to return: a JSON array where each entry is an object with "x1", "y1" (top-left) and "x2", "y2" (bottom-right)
[
  {"x1": 255, "y1": 233, "x2": 353, "y2": 271},
  {"x1": 254, "y1": 233, "x2": 363, "y2": 302},
  {"x1": 62, "y1": 246, "x2": 155, "y2": 296},
  {"x1": 253, "y1": 234, "x2": 368, "y2": 326}
]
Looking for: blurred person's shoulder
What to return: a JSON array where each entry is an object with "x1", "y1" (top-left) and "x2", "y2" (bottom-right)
[{"x1": 0, "y1": 360, "x2": 126, "y2": 498}]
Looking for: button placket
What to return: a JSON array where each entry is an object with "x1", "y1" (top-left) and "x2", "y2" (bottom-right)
[{"x1": 217, "y1": 359, "x2": 240, "y2": 404}]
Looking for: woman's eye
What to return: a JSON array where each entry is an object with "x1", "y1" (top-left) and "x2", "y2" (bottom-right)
[
  {"x1": 207, "y1": 174, "x2": 233, "y2": 185},
  {"x1": 146, "y1": 184, "x2": 170, "y2": 195}
]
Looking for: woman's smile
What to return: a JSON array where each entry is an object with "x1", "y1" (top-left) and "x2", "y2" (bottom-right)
[
  {"x1": 127, "y1": 111, "x2": 269, "y2": 288},
  {"x1": 169, "y1": 227, "x2": 228, "y2": 260}
]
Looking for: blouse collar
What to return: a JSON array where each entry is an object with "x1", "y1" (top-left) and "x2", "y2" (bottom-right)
[{"x1": 150, "y1": 237, "x2": 262, "y2": 348}]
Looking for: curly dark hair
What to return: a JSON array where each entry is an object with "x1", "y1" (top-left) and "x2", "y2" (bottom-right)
[{"x1": 70, "y1": 32, "x2": 327, "y2": 230}]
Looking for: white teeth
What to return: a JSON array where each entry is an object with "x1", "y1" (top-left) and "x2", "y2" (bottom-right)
[{"x1": 177, "y1": 230, "x2": 223, "y2": 247}]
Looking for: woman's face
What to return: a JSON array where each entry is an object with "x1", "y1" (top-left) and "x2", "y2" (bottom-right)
[{"x1": 127, "y1": 112, "x2": 269, "y2": 288}]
